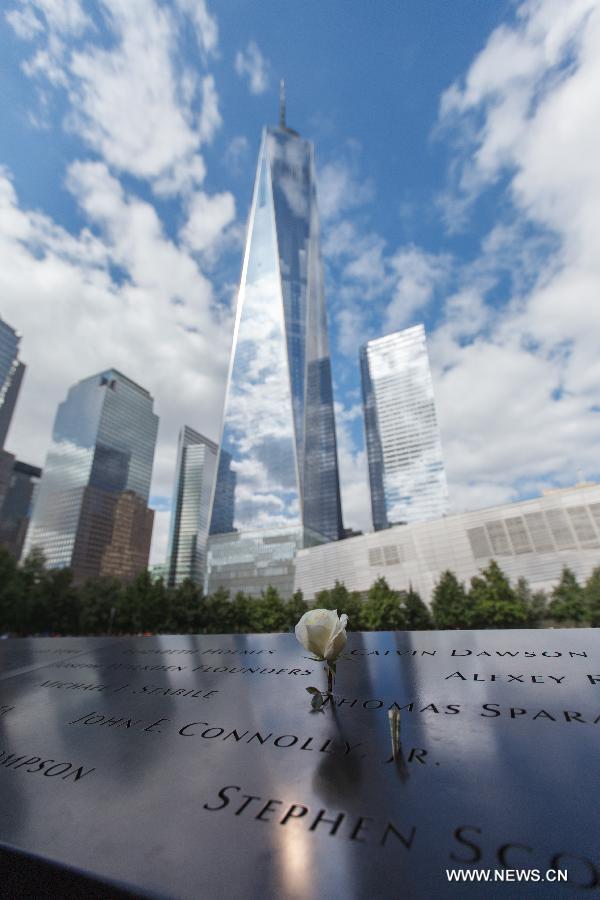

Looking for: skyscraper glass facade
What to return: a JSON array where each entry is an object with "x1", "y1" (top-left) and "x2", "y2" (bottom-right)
[
  {"x1": 0, "y1": 460, "x2": 41, "y2": 560},
  {"x1": 0, "y1": 317, "x2": 25, "y2": 450},
  {"x1": 167, "y1": 426, "x2": 218, "y2": 586},
  {"x1": 361, "y1": 325, "x2": 449, "y2": 529},
  {"x1": 207, "y1": 117, "x2": 343, "y2": 596},
  {"x1": 22, "y1": 370, "x2": 158, "y2": 580}
]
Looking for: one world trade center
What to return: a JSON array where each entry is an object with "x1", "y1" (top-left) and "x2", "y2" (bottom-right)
[{"x1": 206, "y1": 89, "x2": 344, "y2": 596}]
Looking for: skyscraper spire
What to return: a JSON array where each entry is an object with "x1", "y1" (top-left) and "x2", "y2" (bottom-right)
[{"x1": 279, "y1": 78, "x2": 286, "y2": 128}]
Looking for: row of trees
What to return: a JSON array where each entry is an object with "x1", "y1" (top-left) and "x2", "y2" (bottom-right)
[{"x1": 1, "y1": 546, "x2": 599, "y2": 637}]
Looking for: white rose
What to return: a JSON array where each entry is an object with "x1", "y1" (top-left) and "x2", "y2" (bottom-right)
[{"x1": 295, "y1": 609, "x2": 348, "y2": 662}]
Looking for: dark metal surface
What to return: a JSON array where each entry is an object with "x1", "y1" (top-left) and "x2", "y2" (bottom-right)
[{"x1": 0, "y1": 629, "x2": 598, "y2": 898}]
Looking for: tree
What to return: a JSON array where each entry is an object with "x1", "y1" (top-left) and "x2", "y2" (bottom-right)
[
  {"x1": 79, "y1": 577, "x2": 122, "y2": 635},
  {"x1": 201, "y1": 587, "x2": 235, "y2": 633},
  {"x1": 548, "y1": 567, "x2": 588, "y2": 625},
  {"x1": 229, "y1": 591, "x2": 253, "y2": 633},
  {"x1": 251, "y1": 586, "x2": 287, "y2": 632},
  {"x1": 362, "y1": 577, "x2": 405, "y2": 631},
  {"x1": 117, "y1": 571, "x2": 168, "y2": 634},
  {"x1": 515, "y1": 576, "x2": 547, "y2": 627},
  {"x1": 468, "y1": 560, "x2": 528, "y2": 628},
  {"x1": 584, "y1": 567, "x2": 600, "y2": 627},
  {"x1": 0, "y1": 546, "x2": 22, "y2": 635},
  {"x1": 284, "y1": 589, "x2": 308, "y2": 632},
  {"x1": 166, "y1": 579, "x2": 204, "y2": 633},
  {"x1": 314, "y1": 581, "x2": 364, "y2": 630},
  {"x1": 431, "y1": 571, "x2": 470, "y2": 629},
  {"x1": 44, "y1": 568, "x2": 80, "y2": 635},
  {"x1": 402, "y1": 585, "x2": 433, "y2": 630},
  {"x1": 17, "y1": 548, "x2": 48, "y2": 635}
]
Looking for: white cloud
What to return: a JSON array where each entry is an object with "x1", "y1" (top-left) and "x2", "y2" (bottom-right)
[
  {"x1": 14, "y1": 0, "x2": 89, "y2": 36},
  {"x1": 234, "y1": 40, "x2": 269, "y2": 95},
  {"x1": 68, "y1": 3, "x2": 198, "y2": 182},
  {"x1": 317, "y1": 156, "x2": 373, "y2": 222},
  {"x1": 180, "y1": 190, "x2": 236, "y2": 254},
  {"x1": 429, "y1": 0, "x2": 600, "y2": 513},
  {"x1": 9, "y1": 0, "x2": 222, "y2": 193},
  {"x1": 173, "y1": 0, "x2": 218, "y2": 58},
  {"x1": 197, "y1": 74, "x2": 222, "y2": 144},
  {"x1": 385, "y1": 247, "x2": 451, "y2": 333},
  {"x1": 5, "y1": 6, "x2": 44, "y2": 39},
  {"x1": 152, "y1": 154, "x2": 207, "y2": 199},
  {"x1": 224, "y1": 135, "x2": 250, "y2": 175}
]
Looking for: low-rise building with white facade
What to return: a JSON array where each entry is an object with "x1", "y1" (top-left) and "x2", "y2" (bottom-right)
[{"x1": 294, "y1": 483, "x2": 600, "y2": 603}]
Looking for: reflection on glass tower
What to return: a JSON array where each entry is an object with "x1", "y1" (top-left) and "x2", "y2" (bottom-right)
[
  {"x1": 22, "y1": 370, "x2": 158, "y2": 582},
  {"x1": 361, "y1": 325, "x2": 449, "y2": 529},
  {"x1": 207, "y1": 91, "x2": 343, "y2": 596},
  {"x1": 167, "y1": 426, "x2": 218, "y2": 587},
  {"x1": 0, "y1": 317, "x2": 25, "y2": 451}
]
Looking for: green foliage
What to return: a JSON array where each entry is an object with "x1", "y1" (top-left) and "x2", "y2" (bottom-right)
[
  {"x1": 403, "y1": 586, "x2": 433, "y2": 630},
  {"x1": 230, "y1": 591, "x2": 253, "y2": 634},
  {"x1": 79, "y1": 577, "x2": 121, "y2": 635},
  {"x1": 165, "y1": 579, "x2": 204, "y2": 633},
  {"x1": 431, "y1": 571, "x2": 470, "y2": 629},
  {"x1": 251, "y1": 586, "x2": 288, "y2": 633},
  {"x1": 0, "y1": 546, "x2": 23, "y2": 635},
  {"x1": 584, "y1": 567, "x2": 600, "y2": 627},
  {"x1": 283, "y1": 589, "x2": 308, "y2": 631},
  {"x1": 515, "y1": 576, "x2": 548, "y2": 627},
  {"x1": 314, "y1": 581, "x2": 363, "y2": 630},
  {"x1": 529, "y1": 590, "x2": 549, "y2": 625},
  {"x1": 548, "y1": 567, "x2": 588, "y2": 624},
  {"x1": 468, "y1": 560, "x2": 529, "y2": 629},
  {"x1": 116, "y1": 570, "x2": 167, "y2": 634},
  {"x1": 44, "y1": 568, "x2": 81, "y2": 635},
  {"x1": 1, "y1": 550, "x2": 599, "y2": 636},
  {"x1": 362, "y1": 577, "x2": 406, "y2": 631}
]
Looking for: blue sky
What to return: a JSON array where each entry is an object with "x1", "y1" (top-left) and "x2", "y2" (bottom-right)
[{"x1": 1, "y1": 0, "x2": 599, "y2": 564}]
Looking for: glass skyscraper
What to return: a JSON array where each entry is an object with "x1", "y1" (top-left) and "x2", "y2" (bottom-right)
[
  {"x1": 167, "y1": 426, "x2": 218, "y2": 586},
  {"x1": 360, "y1": 324, "x2": 449, "y2": 530},
  {"x1": 0, "y1": 316, "x2": 25, "y2": 451},
  {"x1": 22, "y1": 369, "x2": 158, "y2": 582},
  {"x1": 0, "y1": 461, "x2": 42, "y2": 560},
  {"x1": 207, "y1": 101, "x2": 343, "y2": 596}
]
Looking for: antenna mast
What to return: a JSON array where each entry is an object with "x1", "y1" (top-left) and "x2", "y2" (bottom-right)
[{"x1": 279, "y1": 79, "x2": 286, "y2": 128}]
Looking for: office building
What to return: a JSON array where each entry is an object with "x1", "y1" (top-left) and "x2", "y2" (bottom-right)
[
  {"x1": 22, "y1": 369, "x2": 158, "y2": 583},
  {"x1": 0, "y1": 317, "x2": 25, "y2": 451},
  {"x1": 0, "y1": 316, "x2": 38, "y2": 559},
  {"x1": 149, "y1": 563, "x2": 168, "y2": 582},
  {"x1": 360, "y1": 325, "x2": 448, "y2": 529},
  {"x1": 100, "y1": 490, "x2": 155, "y2": 583},
  {"x1": 295, "y1": 482, "x2": 600, "y2": 603},
  {"x1": 167, "y1": 426, "x2": 218, "y2": 586},
  {"x1": 0, "y1": 460, "x2": 41, "y2": 560},
  {"x1": 0, "y1": 316, "x2": 26, "y2": 509},
  {"x1": 206, "y1": 91, "x2": 343, "y2": 597}
]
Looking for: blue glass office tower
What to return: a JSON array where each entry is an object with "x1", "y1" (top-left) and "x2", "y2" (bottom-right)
[
  {"x1": 167, "y1": 426, "x2": 218, "y2": 586},
  {"x1": 0, "y1": 317, "x2": 25, "y2": 451},
  {"x1": 207, "y1": 100, "x2": 343, "y2": 596},
  {"x1": 22, "y1": 369, "x2": 158, "y2": 582},
  {"x1": 361, "y1": 325, "x2": 449, "y2": 530}
]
